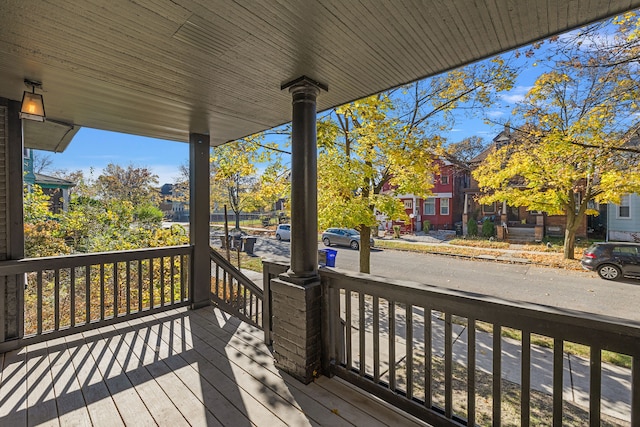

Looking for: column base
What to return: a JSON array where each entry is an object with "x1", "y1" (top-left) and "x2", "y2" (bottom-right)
[{"x1": 270, "y1": 276, "x2": 321, "y2": 384}]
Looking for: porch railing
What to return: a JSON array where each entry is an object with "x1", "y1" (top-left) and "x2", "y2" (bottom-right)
[
  {"x1": 0, "y1": 245, "x2": 191, "y2": 347},
  {"x1": 318, "y1": 268, "x2": 640, "y2": 427},
  {"x1": 209, "y1": 248, "x2": 264, "y2": 329}
]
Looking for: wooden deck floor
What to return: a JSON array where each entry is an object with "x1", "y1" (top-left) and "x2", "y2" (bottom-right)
[{"x1": 0, "y1": 306, "x2": 428, "y2": 426}]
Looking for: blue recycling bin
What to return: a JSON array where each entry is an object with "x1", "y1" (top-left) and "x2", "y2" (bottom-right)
[{"x1": 325, "y1": 248, "x2": 337, "y2": 267}]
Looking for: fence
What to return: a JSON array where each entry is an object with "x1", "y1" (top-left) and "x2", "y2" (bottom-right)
[
  {"x1": 319, "y1": 268, "x2": 640, "y2": 426},
  {"x1": 0, "y1": 246, "x2": 191, "y2": 347}
]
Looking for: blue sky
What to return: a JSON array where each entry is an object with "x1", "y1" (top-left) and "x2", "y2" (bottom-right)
[
  {"x1": 33, "y1": 40, "x2": 554, "y2": 185},
  {"x1": 40, "y1": 129, "x2": 190, "y2": 185},
  {"x1": 38, "y1": 76, "x2": 534, "y2": 186}
]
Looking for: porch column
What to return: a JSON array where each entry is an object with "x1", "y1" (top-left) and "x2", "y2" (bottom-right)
[
  {"x1": 462, "y1": 193, "x2": 469, "y2": 235},
  {"x1": 189, "y1": 133, "x2": 211, "y2": 309},
  {"x1": 270, "y1": 76, "x2": 327, "y2": 383},
  {"x1": 0, "y1": 98, "x2": 25, "y2": 352},
  {"x1": 285, "y1": 76, "x2": 327, "y2": 279}
]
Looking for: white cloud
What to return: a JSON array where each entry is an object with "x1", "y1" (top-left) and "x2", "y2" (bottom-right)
[
  {"x1": 499, "y1": 85, "x2": 533, "y2": 104},
  {"x1": 486, "y1": 110, "x2": 506, "y2": 118}
]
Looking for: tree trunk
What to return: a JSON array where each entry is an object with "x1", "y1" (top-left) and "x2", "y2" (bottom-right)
[
  {"x1": 359, "y1": 224, "x2": 371, "y2": 274},
  {"x1": 563, "y1": 210, "x2": 578, "y2": 260}
]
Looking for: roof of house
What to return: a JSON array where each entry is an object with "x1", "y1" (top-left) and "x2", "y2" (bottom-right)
[{"x1": 34, "y1": 173, "x2": 75, "y2": 189}]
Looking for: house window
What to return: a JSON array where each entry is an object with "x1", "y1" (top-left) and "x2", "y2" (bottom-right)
[
  {"x1": 440, "y1": 175, "x2": 449, "y2": 185},
  {"x1": 403, "y1": 200, "x2": 413, "y2": 210},
  {"x1": 482, "y1": 203, "x2": 495, "y2": 214},
  {"x1": 440, "y1": 198, "x2": 450, "y2": 215},
  {"x1": 424, "y1": 198, "x2": 436, "y2": 215},
  {"x1": 619, "y1": 194, "x2": 630, "y2": 218}
]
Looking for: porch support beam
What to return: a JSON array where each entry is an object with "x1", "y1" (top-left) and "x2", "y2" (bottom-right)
[
  {"x1": 271, "y1": 76, "x2": 326, "y2": 383},
  {"x1": 189, "y1": 133, "x2": 211, "y2": 309},
  {"x1": 0, "y1": 97, "x2": 25, "y2": 353},
  {"x1": 283, "y1": 76, "x2": 326, "y2": 280}
]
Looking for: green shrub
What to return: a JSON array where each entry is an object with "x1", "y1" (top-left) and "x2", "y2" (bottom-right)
[
  {"x1": 393, "y1": 225, "x2": 401, "y2": 238},
  {"x1": 467, "y1": 218, "x2": 478, "y2": 236},
  {"x1": 482, "y1": 219, "x2": 496, "y2": 238}
]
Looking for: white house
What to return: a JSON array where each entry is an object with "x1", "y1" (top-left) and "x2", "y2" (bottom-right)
[{"x1": 608, "y1": 193, "x2": 640, "y2": 242}]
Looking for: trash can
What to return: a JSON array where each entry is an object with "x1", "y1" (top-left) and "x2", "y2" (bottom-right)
[
  {"x1": 325, "y1": 248, "x2": 337, "y2": 267},
  {"x1": 243, "y1": 237, "x2": 257, "y2": 254},
  {"x1": 455, "y1": 222, "x2": 463, "y2": 236},
  {"x1": 231, "y1": 235, "x2": 243, "y2": 251},
  {"x1": 318, "y1": 249, "x2": 327, "y2": 266},
  {"x1": 220, "y1": 235, "x2": 228, "y2": 249}
]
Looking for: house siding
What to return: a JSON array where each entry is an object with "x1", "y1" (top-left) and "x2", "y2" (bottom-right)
[{"x1": 608, "y1": 194, "x2": 640, "y2": 242}]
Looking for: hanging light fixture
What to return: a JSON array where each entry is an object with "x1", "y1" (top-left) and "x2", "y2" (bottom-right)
[{"x1": 20, "y1": 79, "x2": 45, "y2": 122}]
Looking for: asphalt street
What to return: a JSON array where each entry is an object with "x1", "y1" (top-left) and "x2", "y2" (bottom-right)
[{"x1": 251, "y1": 236, "x2": 640, "y2": 323}]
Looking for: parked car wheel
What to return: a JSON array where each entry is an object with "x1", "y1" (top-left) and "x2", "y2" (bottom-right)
[
  {"x1": 276, "y1": 234, "x2": 282, "y2": 240},
  {"x1": 323, "y1": 237, "x2": 331, "y2": 246},
  {"x1": 350, "y1": 240, "x2": 359, "y2": 250},
  {"x1": 597, "y1": 264, "x2": 621, "y2": 280}
]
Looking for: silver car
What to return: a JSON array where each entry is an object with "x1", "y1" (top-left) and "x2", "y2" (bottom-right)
[
  {"x1": 275, "y1": 224, "x2": 291, "y2": 241},
  {"x1": 321, "y1": 228, "x2": 374, "y2": 250}
]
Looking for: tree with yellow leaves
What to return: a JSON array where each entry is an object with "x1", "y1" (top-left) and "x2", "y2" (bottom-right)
[
  {"x1": 319, "y1": 57, "x2": 516, "y2": 273},
  {"x1": 211, "y1": 134, "x2": 288, "y2": 230},
  {"x1": 474, "y1": 14, "x2": 640, "y2": 259}
]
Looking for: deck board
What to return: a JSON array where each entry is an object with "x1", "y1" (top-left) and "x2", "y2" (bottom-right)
[
  {"x1": 0, "y1": 306, "x2": 429, "y2": 426},
  {"x1": 45, "y1": 337, "x2": 93, "y2": 426},
  {"x1": 26, "y1": 341, "x2": 59, "y2": 426}
]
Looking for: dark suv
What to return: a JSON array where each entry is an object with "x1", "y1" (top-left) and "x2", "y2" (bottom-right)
[{"x1": 581, "y1": 242, "x2": 640, "y2": 280}]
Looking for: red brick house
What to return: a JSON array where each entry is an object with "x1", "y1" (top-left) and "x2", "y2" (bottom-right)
[{"x1": 382, "y1": 160, "x2": 469, "y2": 232}]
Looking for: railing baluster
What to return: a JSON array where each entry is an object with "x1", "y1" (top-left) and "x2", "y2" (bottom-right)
[
  {"x1": 85, "y1": 265, "x2": 91, "y2": 323},
  {"x1": 149, "y1": 258, "x2": 154, "y2": 308},
  {"x1": 406, "y1": 304, "x2": 413, "y2": 400},
  {"x1": 113, "y1": 262, "x2": 118, "y2": 317},
  {"x1": 389, "y1": 301, "x2": 396, "y2": 392},
  {"x1": 54, "y1": 269, "x2": 60, "y2": 330},
  {"x1": 331, "y1": 287, "x2": 342, "y2": 365},
  {"x1": 243, "y1": 286, "x2": 247, "y2": 317},
  {"x1": 359, "y1": 292, "x2": 365, "y2": 376},
  {"x1": 589, "y1": 346, "x2": 601, "y2": 427},
  {"x1": 553, "y1": 338, "x2": 563, "y2": 427},
  {"x1": 373, "y1": 296, "x2": 380, "y2": 383},
  {"x1": 346, "y1": 290, "x2": 352, "y2": 370},
  {"x1": 100, "y1": 264, "x2": 105, "y2": 320},
  {"x1": 223, "y1": 271, "x2": 228, "y2": 302},
  {"x1": 493, "y1": 324, "x2": 501, "y2": 426},
  {"x1": 468, "y1": 317, "x2": 476, "y2": 426},
  {"x1": 215, "y1": 264, "x2": 219, "y2": 298},
  {"x1": 445, "y1": 312, "x2": 452, "y2": 418},
  {"x1": 170, "y1": 255, "x2": 175, "y2": 305},
  {"x1": 632, "y1": 356, "x2": 640, "y2": 427},
  {"x1": 160, "y1": 256, "x2": 165, "y2": 307},
  {"x1": 126, "y1": 261, "x2": 131, "y2": 314},
  {"x1": 424, "y1": 307, "x2": 432, "y2": 408},
  {"x1": 36, "y1": 271, "x2": 42, "y2": 334},
  {"x1": 70, "y1": 267, "x2": 76, "y2": 327},
  {"x1": 138, "y1": 259, "x2": 143, "y2": 312},
  {"x1": 522, "y1": 330, "x2": 531, "y2": 426},
  {"x1": 180, "y1": 254, "x2": 185, "y2": 302}
]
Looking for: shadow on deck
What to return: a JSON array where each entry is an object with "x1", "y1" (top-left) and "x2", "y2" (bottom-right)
[{"x1": 0, "y1": 306, "x2": 427, "y2": 426}]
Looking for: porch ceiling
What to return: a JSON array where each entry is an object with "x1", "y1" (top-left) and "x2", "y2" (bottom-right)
[{"x1": 1, "y1": 1, "x2": 639, "y2": 150}]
